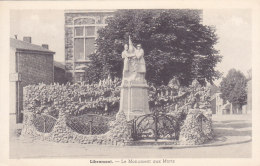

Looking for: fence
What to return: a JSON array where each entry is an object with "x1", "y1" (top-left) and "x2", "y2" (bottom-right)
[
  {"x1": 66, "y1": 114, "x2": 114, "y2": 135},
  {"x1": 32, "y1": 113, "x2": 57, "y2": 133}
]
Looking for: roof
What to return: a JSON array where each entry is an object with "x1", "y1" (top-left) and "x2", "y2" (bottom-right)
[
  {"x1": 10, "y1": 38, "x2": 55, "y2": 54},
  {"x1": 54, "y1": 61, "x2": 65, "y2": 70}
]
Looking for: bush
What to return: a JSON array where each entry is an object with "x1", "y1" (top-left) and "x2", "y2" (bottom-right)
[
  {"x1": 24, "y1": 78, "x2": 121, "y2": 116},
  {"x1": 148, "y1": 79, "x2": 211, "y2": 114},
  {"x1": 24, "y1": 78, "x2": 211, "y2": 119}
]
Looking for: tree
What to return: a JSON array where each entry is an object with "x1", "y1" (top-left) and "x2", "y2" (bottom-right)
[
  {"x1": 219, "y1": 69, "x2": 247, "y2": 110},
  {"x1": 86, "y1": 9, "x2": 222, "y2": 86}
]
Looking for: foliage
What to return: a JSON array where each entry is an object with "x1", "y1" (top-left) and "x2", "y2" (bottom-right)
[
  {"x1": 149, "y1": 79, "x2": 211, "y2": 113},
  {"x1": 24, "y1": 78, "x2": 211, "y2": 118},
  {"x1": 86, "y1": 9, "x2": 222, "y2": 86},
  {"x1": 24, "y1": 78, "x2": 121, "y2": 116},
  {"x1": 219, "y1": 69, "x2": 247, "y2": 108}
]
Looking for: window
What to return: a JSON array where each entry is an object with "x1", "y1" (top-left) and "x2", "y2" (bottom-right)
[
  {"x1": 74, "y1": 18, "x2": 97, "y2": 61},
  {"x1": 85, "y1": 38, "x2": 95, "y2": 57},
  {"x1": 74, "y1": 38, "x2": 84, "y2": 60},
  {"x1": 85, "y1": 26, "x2": 95, "y2": 36},
  {"x1": 75, "y1": 27, "x2": 84, "y2": 36}
]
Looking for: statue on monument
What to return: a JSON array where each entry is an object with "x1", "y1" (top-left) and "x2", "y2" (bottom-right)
[
  {"x1": 121, "y1": 36, "x2": 146, "y2": 82},
  {"x1": 120, "y1": 36, "x2": 150, "y2": 120}
]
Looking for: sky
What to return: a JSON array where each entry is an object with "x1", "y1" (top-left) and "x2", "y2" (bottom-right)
[{"x1": 10, "y1": 9, "x2": 252, "y2": 85}]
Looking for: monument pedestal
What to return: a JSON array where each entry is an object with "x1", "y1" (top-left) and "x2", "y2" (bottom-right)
[{"x1": 119, "y1": 79, "x2": 150, "y2": 121}]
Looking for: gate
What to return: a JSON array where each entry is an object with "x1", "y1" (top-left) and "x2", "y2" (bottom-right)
[{"x1": 130, "y1": 112, "x2": 180, "y2": 141}]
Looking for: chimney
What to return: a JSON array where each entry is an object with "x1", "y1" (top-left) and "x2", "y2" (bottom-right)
[
  {"x1": 42, "y1": 44, "x2": 49, "y2": 49},
  {"x1": 23, "y1": 37, "x2": 32, "y2": 43}
]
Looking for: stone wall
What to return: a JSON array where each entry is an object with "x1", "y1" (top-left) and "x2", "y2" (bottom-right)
[
  {"x1": 21, "y1": 108, "x2": 214, "y2": 145},
  {"x1": 21, "y1": 110, "x2": 132, "y2": 146},
  {"x1": 179, "y1": 109, "x2": 213, "y2": 145}
]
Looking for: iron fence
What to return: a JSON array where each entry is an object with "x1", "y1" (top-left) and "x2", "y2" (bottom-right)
[
  {"x1": 66, "y1": 114, "x2": 114, "y2": 135},
  {"x1": 130, "y1": 112, "x2": 180, "y2": 141}
]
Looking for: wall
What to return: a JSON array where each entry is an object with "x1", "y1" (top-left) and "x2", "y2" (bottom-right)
[
  {"x1": 21, "y1": 110, "x2": 132, "y2": 146},
  {"x1": 9, "y1": 48, "x2": 18, "y2": 135},
  {"x1": 18, "y1": 52, "x2": 54, "y2": 87},
  {"x1": 17, "y1": 51, "x2": 54, "y2": 122}
]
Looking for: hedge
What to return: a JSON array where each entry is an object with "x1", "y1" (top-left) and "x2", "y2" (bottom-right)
[
  {"x1": 24, "y1": 78, "x2": 211, "y2": 118},
  {"x1": 23, "y1": 78, "x2": 121, "y2": 117}
]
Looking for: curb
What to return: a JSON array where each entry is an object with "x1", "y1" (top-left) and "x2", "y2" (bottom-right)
[{"x1": 121, "y1": 136, "x2": 252, "y2": 149}]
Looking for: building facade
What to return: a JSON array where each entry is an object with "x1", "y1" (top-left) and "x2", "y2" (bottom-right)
[
  {"x1": 209, "y1": 84, "x2": 233, "y2": 115},
  {"x1": 10, "y1": 37, "x2": 55, "y2": 124},
  {"x1": 64, "y1": 10, "x2": 114, "y2": 82}
]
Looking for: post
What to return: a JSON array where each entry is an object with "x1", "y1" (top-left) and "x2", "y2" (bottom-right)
[
  {"x1": 132, "y1": 119, "x2": 136, "y2": 140},
  {"x1": 89, "y1": 118, "x2": 93, "y2": 135},
  {"x1": 154, "y1": 112, "x2": 158, "y2": 141},
  {"x1": 230, "y1": 103, "x2": 233, "y2": 114},
  {"x1": 43, "y1": 117, "x2": 46, "y2": 133}
]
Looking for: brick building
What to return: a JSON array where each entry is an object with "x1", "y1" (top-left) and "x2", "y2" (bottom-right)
[
  {"x1": 64, "y1": 10, "x2": 114, "y2": 82},
  {"x1": 10, "y1": 37, "x2": 55, "y2": 125}
]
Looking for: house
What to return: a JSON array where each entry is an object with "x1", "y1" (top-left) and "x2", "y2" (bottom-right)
[
  {"x1": 209, "y1": 84, "x2": 233, "y2": 115},
  {"x1": 209, "y1": 84, "x2": 224, "y2": 114},
  {"x1": 64, "y1": 10, "x2": 114, "y2": 82},
  {"x1": 10, "y1": 37, "x2": 55, "y2": 126}
]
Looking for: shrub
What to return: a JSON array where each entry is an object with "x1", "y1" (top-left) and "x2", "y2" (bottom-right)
[
  {"x1": 24, "y1": 77, "x2": 210, "y2": 119},
  {"x1": 24, "y1": 78, "x2": 121, "y2": 116}
]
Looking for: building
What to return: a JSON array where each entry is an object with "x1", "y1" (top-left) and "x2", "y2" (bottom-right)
[
  {"x1": 10, "y1": 37, "x2": 55, "y2": 126},
  {"x1": 209, "y1": 84, "x2": 233, "y2": 115},
  {"x1": 54, "y1": 61, "x2": 67, "y2": 84},
  {"x1": 64, "y1": 10, "x2": 114, "y2": 82},
  {"x1": 209, "y1": 84, "x2": 224, "y2": 114}
]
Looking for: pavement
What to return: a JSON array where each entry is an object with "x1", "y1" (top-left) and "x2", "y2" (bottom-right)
[{"x1": 9, "y1": 114, "x2": 252, "y2": 158}]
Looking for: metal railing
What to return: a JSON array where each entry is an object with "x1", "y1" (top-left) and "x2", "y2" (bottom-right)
[{"x1": 66, "y1": 114, "x2": 114, "y2": 135}]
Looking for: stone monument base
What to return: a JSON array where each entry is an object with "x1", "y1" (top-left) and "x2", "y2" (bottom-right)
[{"x1": 119, "y1": 79, "x2": 150, "y2": 121}]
